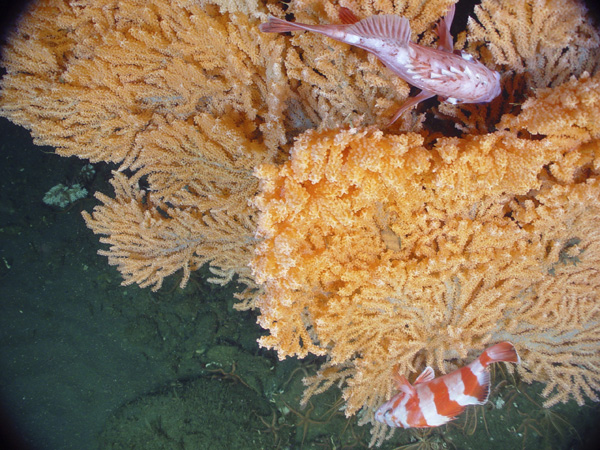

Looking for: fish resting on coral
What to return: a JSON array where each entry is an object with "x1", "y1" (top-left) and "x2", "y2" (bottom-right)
[{"x1": 260, "y1": 3, "x2": 501, "y2": 124}]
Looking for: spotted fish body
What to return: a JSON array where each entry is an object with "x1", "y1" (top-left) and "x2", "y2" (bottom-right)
[
  {"x1": 259, "y1": 5, "x2": 502, "y2": 124},
  {"x1": 375, "y1": 341, "x2": 521, "y2": 428}
]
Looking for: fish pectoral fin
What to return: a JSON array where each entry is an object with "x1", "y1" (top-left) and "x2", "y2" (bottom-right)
[
  {"x1": 414, "y1": 366, "x2": 435, "y2": 384},
  {"x1": 339, "y1": 7, "x2": 360, "y2": 24},
  {"x1": 435, "y1": 3, "x2": 455, "y2": 52},
  {"x1": 387, "y1": 90, "x2": 435, "y2": 126},
  {"x1": 464, "y1": 367, "x2": 492, "y2": 404}
]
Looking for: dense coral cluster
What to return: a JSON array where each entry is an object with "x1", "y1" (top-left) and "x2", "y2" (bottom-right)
[
  {"x1": 1, "y1": 0, "x2": 599, "y2": 445},
  {"x1": 253, "y1": 74, "x2": 600, "y2": 443}
]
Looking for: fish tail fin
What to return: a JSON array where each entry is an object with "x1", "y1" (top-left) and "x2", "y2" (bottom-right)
[
  {"x1": 479, "y1": 341, "x2": 521, "y2": 368},
  {"x1": 259, "y1": 16, "x2": 312, "y2": 33}
]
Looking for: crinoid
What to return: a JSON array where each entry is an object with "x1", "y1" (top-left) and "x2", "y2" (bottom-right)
[
  {"x1": 515, "y1": 387, "x2": 582, "y2": 450},
  {"x1": 281, "y1": 389, "x2": 371, "y2": 449},
  {"x1": 284, "y1": 399, "x2": 340, "y2": 447},
  {"x1": 254, "y1": 407, "x2": 293, "y2": 449},
  {"x1": 392, "y1": 428, "x2": 455, "y2": 450}
]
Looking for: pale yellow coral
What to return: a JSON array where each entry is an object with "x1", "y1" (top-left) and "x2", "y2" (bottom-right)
[
  {"x1": 467, "y1": 0, "x2": 600, "y2": 88},
  {"x1": 0, "y1": 0, "x2": 290, "y2": 290},
  {"x1": 439, "y1": 0, "x2": 600, "y2": 134}
]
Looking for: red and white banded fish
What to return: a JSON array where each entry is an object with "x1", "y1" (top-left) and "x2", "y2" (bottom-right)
[
  {"x1": 375, "y1": 341, "x2": 520, "y2": 428},
  {"x1": 259, "y1": 4, "x2": 502, "y2": 125}
]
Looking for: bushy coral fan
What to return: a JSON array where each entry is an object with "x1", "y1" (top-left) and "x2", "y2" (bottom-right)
[
  {"x1": 253, "y1": 74, "x2": 600, "y2": 442},
  {"x1": 0, "y1": 0, "x2": 292, "y2": 290},
  {"x1": 1, "y1": 0, "x2": 600, "y2": 445}
]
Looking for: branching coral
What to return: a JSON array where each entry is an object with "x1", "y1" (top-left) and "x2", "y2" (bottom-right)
[
  {"x1": 438, "y1": 0, "x2": 600, "y2": 133},
  {"x1": 1, "y1": 0, "x2": 600, "y2": 446},
  {"x1": 253, "y1": 73, "x2": 600, "y2": 445},
  {"x1": 0, "y1": 0, "x2": 291, "y2": 289}
]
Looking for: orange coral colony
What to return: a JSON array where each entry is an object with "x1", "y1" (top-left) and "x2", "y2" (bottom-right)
[
  {"x1": 253, "y1": 73, "x2": 600, "y2": 441},
  {"x1": 1, "y1": 0, "x2": 600, "y2": 446}
]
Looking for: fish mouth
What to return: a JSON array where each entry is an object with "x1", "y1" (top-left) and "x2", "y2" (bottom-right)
[{"x1": 375, "y1": 406, "x2": 402, "y2": 427}]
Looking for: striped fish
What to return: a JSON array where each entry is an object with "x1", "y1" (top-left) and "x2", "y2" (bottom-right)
[
  {"x1": 259, "y1": 4, "x2": 502, "y2": 125},
  {"x1": 375, "y1": 341, "x2": 521, "y2": 428}
]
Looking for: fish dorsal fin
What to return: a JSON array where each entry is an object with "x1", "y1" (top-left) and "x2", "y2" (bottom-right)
[
  {"x1": 348, "y1": 15, "x2": 411, "y2": 45},
  {"x1": 339, "y1": 7, "x2": 360, "y2": 24},
  {"x1": 393, "y1": 373, "x2": 417, "y2": 397},
  {"x1": 436, "y1": 3, "x2": 455, "y2": 52},
  {"x1": 414, "y1": 366, "x2": 435, "y2": 384}
]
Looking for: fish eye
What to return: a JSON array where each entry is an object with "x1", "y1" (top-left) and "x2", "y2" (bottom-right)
[{"x1": 378, "y1": 406, "x2": 392, "y2": 417}]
